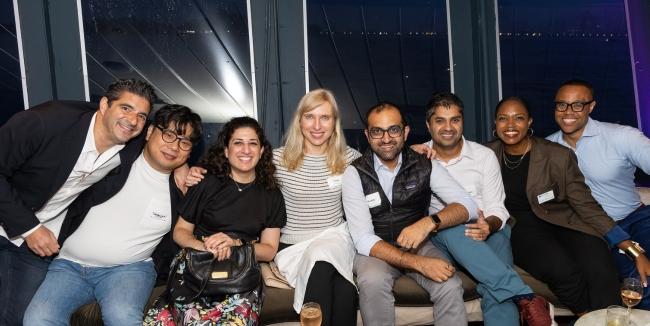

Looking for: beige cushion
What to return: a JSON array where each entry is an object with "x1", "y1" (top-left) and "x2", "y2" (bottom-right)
[{"x1": 638, "y1": 187, "x2": 650, "y2": 205}]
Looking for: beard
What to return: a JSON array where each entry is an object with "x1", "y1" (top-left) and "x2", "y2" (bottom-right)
[{"x1": 371, "y1": 139, "x2": 403, "y2": 163}]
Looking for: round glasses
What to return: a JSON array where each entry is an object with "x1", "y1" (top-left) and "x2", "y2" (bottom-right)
[
  {"x1": 554, "y1": 100, "x2": 594, "y2": 112},
  {"x1": 156, "y1": 126, "x2": 193, "y2": 151},
  {"x1": 368, "y1": 125, "x2": 403, "y2": 139}
]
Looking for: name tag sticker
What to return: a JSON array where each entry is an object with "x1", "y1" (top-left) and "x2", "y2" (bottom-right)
[
  {"x1": 366, "y1": 192, "x2": 382, "y2": 208},
  {"x1": 140, "y1": 199, "x2": 171, "y2": 229},
  {"x1": 537, "y1": 190, "x2": 555, "y2": 204},
  {"x1": 327, "y1": 175, "x2": 343, "y2": 189}
]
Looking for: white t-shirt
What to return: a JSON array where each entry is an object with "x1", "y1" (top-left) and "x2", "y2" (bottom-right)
[{"x1": 58, "y1": 153, "x2": 172, "y2": 267}]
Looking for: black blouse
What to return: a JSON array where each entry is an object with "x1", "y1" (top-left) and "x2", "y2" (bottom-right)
[
  {"x1": 501, "y1": 152, "x2": 532, "y2": 215},
  {"x1": 179, "y1": 174, "x2": 287, "y2": 242}
]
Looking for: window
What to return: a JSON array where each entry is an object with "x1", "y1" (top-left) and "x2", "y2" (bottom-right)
[
  {"x1": 307, "y1": 0, "x2": 450, "y2": 146},
  {"x1": 498, "y1": 0, "x2": 636, "y2": 136},
  {"x1": 81, "y1": 0, "x2": 253, "y2": 123},
  {"x1": 0, "y1": 0, "x2": 23, "y2": 125}
]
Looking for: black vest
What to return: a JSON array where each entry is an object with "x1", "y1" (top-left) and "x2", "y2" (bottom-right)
[{"x1": 352, "y1": 148, "x2": 432, "y2": 243}]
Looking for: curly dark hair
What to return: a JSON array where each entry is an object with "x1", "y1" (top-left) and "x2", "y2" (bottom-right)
[{"x1": 199, "y1": 116, "x2": 277, "y2": 189}]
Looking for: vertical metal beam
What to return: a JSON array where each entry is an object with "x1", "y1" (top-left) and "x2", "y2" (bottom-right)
[
  {"x1": 14, "y1": 0, "x2": 86, "y2": 108},
  {"x1": 14, "y1": 0, "x2": 53, "y2": 107},
  {"x1": 48, "y1": 0, "x2": 86, "y2": 101},
  {"x1": 625, "y1": 0, "x2": 650, "y2": 136},
  {"x1": 249, "y1": 0, "x2": 307, "y2": 147},
  {"x1": 446, "y1": 0, "x2": 500, "y2": 142}
]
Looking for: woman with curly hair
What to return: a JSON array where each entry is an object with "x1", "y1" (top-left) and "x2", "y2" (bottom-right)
[
  {"x1": 273, "y1": 89, "x2": 360, "y2": 326},
  {"x1": 145, "y1": 116, "x2": 286, "y2": 325}
]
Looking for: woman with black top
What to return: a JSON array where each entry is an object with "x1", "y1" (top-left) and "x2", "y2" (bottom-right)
[
  {"x1": 484, "y1": 97, "x2": 625, "y2": 315},
  {"x1": 144, "y1": 116, "x2": 286, "y2": 325}
]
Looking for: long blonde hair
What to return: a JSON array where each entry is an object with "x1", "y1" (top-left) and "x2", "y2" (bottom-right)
[{"x1": 282, "y1": 89, "x2": 349, "y2": 174}]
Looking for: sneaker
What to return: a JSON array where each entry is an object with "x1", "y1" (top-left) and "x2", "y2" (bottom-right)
[{"x1": 517, "y1": 295, "x2": 552, "y2": 326}]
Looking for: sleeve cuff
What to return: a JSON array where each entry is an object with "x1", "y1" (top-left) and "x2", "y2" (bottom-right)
[
  {"x1": 604, "y1": 225, "x2": 630, "y2": 248},
  {"x1": 21, "y1": 223, "x2": 42, "y2": 239}
]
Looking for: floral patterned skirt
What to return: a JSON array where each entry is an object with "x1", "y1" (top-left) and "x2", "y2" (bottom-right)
[
  {"x1": 144, "y1": 252, "x2": 262, "y2": 326},
  {"x1": 143, "y1": 291, "x2": 261, "y2": 326}
]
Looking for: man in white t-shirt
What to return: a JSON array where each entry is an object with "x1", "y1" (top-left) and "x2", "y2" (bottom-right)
[
  {"x1": 0, "y1": 79, "x2": 156, "y2": 326},
  {"x1": 23, "y1": 105, "x2": 202, "y2": 326},
  {"x1": 418, "y1": 92, "x2": 550, "y2": 325}
]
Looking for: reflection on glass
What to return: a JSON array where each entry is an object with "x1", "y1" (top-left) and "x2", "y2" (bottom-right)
[
  {"x1": 498, "y1": 0, "x2": 636, "y2": 136},
  {"x1": 307, "y1": 0, "x2": 450, "y2": 141},
  {"x1": 0, "y1": 0, "x2": 24, "y2": 125},
  {"x1": 81, "y1": 0, "x2": 253, "y2": 123}
]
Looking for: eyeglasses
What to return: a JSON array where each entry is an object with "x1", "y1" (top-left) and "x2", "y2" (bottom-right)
[
  {"x1": 368, "y1": 125, "x2": 403, "y2": 139},
  {"x1": 156, "y1": 126, "x2": 193, "y2": 151},
  {"x1": 554, "y1": 100, "x2": 594, "y2": 112}
]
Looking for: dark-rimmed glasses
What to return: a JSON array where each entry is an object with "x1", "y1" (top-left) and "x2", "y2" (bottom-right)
[
  {"x1": 554, "y1": 100, "x2": 594, "y2": 112},
  {"x1": 368, "y1": 125, "x2": 403, "y2": 139},
  {"x1": 156, "y1": 126, "x2": 193, "y2": 151}
]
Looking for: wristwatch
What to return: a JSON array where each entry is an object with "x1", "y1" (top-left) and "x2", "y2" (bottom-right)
[
  {"x1": 625, "y1": 241, "x2": 645, "y2": 260},
  {"x1": 429, "y1": 214, "x2": 441, "y2": 233}
]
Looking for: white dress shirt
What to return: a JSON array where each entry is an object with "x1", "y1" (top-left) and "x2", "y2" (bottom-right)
[
  {"x1": 343, "y1": 153, "x2": 478, "y2": 256},
  {"x1": 0, "y1": 113, "x2": 124, "y2": 246},
  {"x1": 426, "y1": 138, "x2": 510, "y2": 228}
]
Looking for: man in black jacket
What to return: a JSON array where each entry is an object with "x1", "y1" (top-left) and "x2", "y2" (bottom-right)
[
  {"x1": 0, "y1": 79, "x2": 156, "y2": 326},
  {"x1": 24, "y1": 104, "x2": 202, "y2": 326}
]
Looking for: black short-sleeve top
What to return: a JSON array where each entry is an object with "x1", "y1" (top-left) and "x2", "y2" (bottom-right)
[{"x1": 179, "y1": 174, "x2": 287, "y2": 242}]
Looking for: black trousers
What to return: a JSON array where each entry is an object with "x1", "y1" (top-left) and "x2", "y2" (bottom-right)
[
  {"x1": 279, "y1": 244, "x2": 357, "y2": 326},
  {"x1": 510, "y1": 211, "x2": 620, "y2": 313}
]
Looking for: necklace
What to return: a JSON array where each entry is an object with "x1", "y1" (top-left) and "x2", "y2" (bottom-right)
[
  {"x1": 503, "y1": 138, "x2": 531, "y2": 170},
  {"x1": 231, "y1": 176, "x2": 255, "y2": 192}
]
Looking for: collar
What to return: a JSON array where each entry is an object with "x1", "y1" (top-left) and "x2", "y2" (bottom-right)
[
  {"x1": 373, "y1": 152, "x2": 403, "y2": 173},
  {"x1": 81, "y1": 113, "x2": 99, "y2": 154},
  {"x1": 429, "y1": 137, "x2": 473, "y2": 165},
  {"x1": 581, "y1": 117, "x2": 600, "y2": 137}
]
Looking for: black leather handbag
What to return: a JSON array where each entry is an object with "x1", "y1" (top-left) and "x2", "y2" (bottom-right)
[{"x1": 168, "y1": 243, "x2": 261, "y2": 302}]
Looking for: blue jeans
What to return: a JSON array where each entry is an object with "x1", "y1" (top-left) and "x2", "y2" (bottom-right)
[
  {"x1": 24, "y1": 258, "x2": 157, "y2": 326},
  {"x1": 0, "y1": 236, "x2": 52, "y2": 326},
  {"x1": 612, "y1": 205, "x2": 650, "y2": 310},
  {"x1": 431, "y1": 224, "x2": 533, "y2": 326}
]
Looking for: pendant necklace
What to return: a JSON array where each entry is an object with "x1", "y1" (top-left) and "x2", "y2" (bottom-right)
[
  {"x1": 231, "y1": 175, "x2": 255, "y2": 192},
  {"x1": 503, "y1": 138, "x2": 531, "y2": 170}
]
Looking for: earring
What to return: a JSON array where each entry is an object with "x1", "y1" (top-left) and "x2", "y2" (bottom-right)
[
  {"x1": 527, "y1": 128, "x2": 534, "y2": 136},
  {"x1": 492, "y1": 129, "x2": 497, "y2": 138}
]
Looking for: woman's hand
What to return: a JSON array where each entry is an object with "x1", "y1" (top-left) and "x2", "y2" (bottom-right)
[
  {"x1": 634, "y1": 253, "x2": 650, "y2": 288},
  {"x1": 185, "y1": 166, "x2": 207, "y2": 187},
  {"x1": 204, "y1": 232, "x2": 242, "y2": 261}
]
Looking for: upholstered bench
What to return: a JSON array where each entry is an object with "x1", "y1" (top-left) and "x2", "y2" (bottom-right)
[{"x1": 70, "y1": 187, "x2": 650, "y2": 325}]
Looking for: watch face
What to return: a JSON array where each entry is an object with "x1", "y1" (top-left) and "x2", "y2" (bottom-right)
[{"x1": 431, "y1": 214, "x2": 441, "y2": 224}]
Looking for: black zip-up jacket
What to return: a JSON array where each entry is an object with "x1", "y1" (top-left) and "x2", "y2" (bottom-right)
[{"x1": 351, "y1": 147, "x2": 432, "y2": 243}]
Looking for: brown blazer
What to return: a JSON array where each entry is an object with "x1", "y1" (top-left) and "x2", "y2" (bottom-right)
[{"x1": 485, "y1": 136, "x2": 616, "y2": 240}]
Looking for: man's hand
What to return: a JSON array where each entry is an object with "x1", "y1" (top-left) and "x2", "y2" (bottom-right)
[
  {"x1": 465, "y1": 213, "x2": 490, "y2": 241},
  {"x1": 635, "y1": 254, "x2": 650, "y2": 288},
  {"x1": 24, "y1": 226, "x2": 60, "y2": 257},
  {"x1": 410, "y1": 144, "x2": 436, "y2": 160},
  {"x1": 412, "y1": 256, "x2": 455, "y2": 282},
  {"x1": 185, "y1": 166, "x2": 207, "y2": 187},
  {"x1": 397, "y1": 217, "x2": 435, "y2": 250}
]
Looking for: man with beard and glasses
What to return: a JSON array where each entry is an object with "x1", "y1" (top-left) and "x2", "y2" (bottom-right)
[
  {"x1": 413, "y1": 92, "x2": 551, "y2": 325},
  {"x1": 342, "y1": 102, "x2": 478, "y2": 326},
  {"x1": 0, "y1": 79, "x2": 157, "y2": 325}
]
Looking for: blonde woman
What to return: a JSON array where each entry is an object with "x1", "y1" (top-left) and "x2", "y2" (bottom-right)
[{"x1": 273, "y1": 89, "x2": 360, "y2": 326}]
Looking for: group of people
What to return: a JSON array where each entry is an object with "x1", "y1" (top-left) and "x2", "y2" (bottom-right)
[{"x1": 0, "y1": 77, "x2": 648, "y2": 326}]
